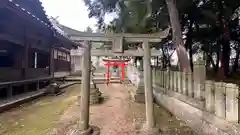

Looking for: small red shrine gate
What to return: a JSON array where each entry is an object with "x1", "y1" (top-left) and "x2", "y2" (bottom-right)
[{"x1": 103, "y1": 59, "x2": 130, "y2": 85}]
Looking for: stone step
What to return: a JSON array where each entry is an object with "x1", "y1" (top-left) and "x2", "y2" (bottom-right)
[{"x1": 93, "y1": 79, "x2": 130, "y2": 84}]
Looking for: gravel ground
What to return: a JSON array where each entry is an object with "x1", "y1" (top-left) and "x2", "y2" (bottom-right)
[
  {"x1": 89, "y1": 84, "x2": 137, "y2": 135},
  {"x1": 54, "y1": 84, "x2": 197, "y2": 135}
]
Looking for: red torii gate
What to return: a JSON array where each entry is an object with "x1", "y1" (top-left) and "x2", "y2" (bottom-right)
[{"x1": 103, "y1": 59, "x2": 130, "y2": 85}]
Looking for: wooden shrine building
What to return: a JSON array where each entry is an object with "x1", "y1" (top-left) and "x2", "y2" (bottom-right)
[{"x1": 0, "y1": 0, "x2": 79, "y2": 99}]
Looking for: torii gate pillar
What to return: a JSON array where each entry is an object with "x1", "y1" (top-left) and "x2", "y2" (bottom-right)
[
  {"x1": 78, "y1": 41, "x2": 100, "y2": 135},
  {"x1": 141, "y1": 40, "x2": 159, "y2": 134},
  {"x1": 143, "y1": 41, "x2": 155, "y2": 128}
]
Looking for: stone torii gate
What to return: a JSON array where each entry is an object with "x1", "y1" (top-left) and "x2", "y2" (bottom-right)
[{"x1": 74, "y1": 28, "x2": 170, "y2": 135}]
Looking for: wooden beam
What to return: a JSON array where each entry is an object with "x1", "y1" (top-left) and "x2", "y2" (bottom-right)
[{"x1": 0, "y1": 33, "x2": 24, "y2": 45}]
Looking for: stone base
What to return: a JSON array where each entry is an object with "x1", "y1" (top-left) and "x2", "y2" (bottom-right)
[
  {"x1": 139, "y1": 123, "x2": 161, "y2": 135},
  {"x1": 90, "y1": 88, "x2": 102, "y2": 105},
  {"x1": 75, "y1": 125, "x2": 100, "y2": 135},
  {"x1": 46, "y1": 83, "x2": 61, "y2": 95},
  {"x1": 129, "y1": 87, "x2": 145, "y2": 103},
  {"x1": 76, "y1": 88, "x2": 102, "y2": 106},
  {"x1": 132, "y1": 93, "x2": 145, "y2": 103}
]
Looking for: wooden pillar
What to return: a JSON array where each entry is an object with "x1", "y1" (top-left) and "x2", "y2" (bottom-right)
[
  {"x1": 143, "y1": 40, "x2": 155, "y2": 128},
  {"x1": 7, "y1": 85, "x2": 13, "y2": 97},
  {"x1": 139, "y1": 57, "x2": 144, "y2": 71},
  {"x1": 36, "y1": 81, "x2": 40, "y2": 90},
  {"x1": 96, "y1": 56, "x2": 100, "y2": 68},
  {"x1": 121, "y1": 64, "x2": 125, "y2": 82},
  {"x1": 23, "y1": 38, "x2": 29, "y2": 92},
  {"x1": 69, "y1": 53, "x2": 71, "y2": 71},
  {"x1": 23, "y1": 42, "x2": 29, "y2": 79},
  {"x1": 106, "y1": 64, "x2": 110, "y2": 85},
  {"x1": 79, "y1": 41, "x2": 91, "y2": 132},
  {"x1": 49, "y1": 47, "x2": 54, "y2": 77}
]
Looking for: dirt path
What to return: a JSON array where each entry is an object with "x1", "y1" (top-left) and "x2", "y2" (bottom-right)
[
  {"x1": 89, "y1": 84, "x2": 136, "y2": 135},
  {"x1": 55, "y1": 84, "x2": 196, "y2": 135},
  {"x1": 0, "y1": 83, "x2": 196, "y2": 135},
  {"x1": 53, "y1": 84, "x2": 137, "y2": 135}
]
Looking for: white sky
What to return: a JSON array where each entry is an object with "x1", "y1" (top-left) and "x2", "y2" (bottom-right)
[
  {"x1": 40, "y1": 0, "x2": 180, "y2": 64},
  {"x1": 40, "y1": 0, "x2": 115, "y2": 31}
]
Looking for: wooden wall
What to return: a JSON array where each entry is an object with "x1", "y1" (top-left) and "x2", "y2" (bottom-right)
[{"x1": 54, "y1": 49, "x2": 71, "y2": 72}]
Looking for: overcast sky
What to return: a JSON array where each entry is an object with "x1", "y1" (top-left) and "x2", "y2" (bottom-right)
[
  {"x1": 40, "y1": 0, "x2": 115, "y2": 31},
  {"x1": 40, "y1": 0, "x2": 181, "y2": 64}
]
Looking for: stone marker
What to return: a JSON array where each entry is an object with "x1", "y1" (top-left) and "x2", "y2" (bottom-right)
[
  {"x1": 205, "y1": 80, "x2": 215, "y2": 113},
  {"x1": 182, "y1": 72, "x2": 187, "y2": 95},
  {"x1": 186, "y1": 72, "x2": 193, "y2": 97},
  {"x1": 90, "y1": 87, "x2": 102, "y2": 105},
  {"x1": 177, "y1": 71, "x2": 182, "y2": 93},
  {"x1": 171, "y1": 71, "x2": 175, "y2": 91},
  {"x1": 214, "y1": 82, "x2": 226, "y2": 119},
  {"x1": 174, "y1": 71, "x2": 178, "y2": 92},
  {"x1": 226, "y1": 83, "x2": 239, "y2": 123}
]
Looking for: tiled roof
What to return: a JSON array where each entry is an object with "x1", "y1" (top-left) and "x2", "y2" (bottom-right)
[
  {"x1": 6, "y1": 0, "x2": 78, "y2": 45},
  {"x1": 8, "y1": 0, "x2": 51, "y2": 27},
  {"x1": 60, "y1": 25, "x2": 84, "y2": 36},
  {"x1": 49, "y1": 17, "x2": 69, "y2": 38}
]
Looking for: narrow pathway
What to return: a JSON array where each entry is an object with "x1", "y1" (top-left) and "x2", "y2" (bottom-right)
[
  {"x1": 90, "y1": 84, "x2": 136, "y2": 135},
  {"x1": 55, "y1": 84, "x2": 196, "y2": 135}
]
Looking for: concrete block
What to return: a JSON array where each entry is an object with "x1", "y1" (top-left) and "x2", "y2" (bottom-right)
[
  {"x1": 182, "y1": 72, "x2": 187, "y2": 95},
  {"x1": 177, "y1": 72, "x2": 182, "y2": 93},
  {"x1": 169, "y1": 71, "x2": 172, "y2": 90},
  {"x1": 186, "y1": 73, "x2": 193, "y2": 97},
  {"x1": 214, "y1": 82, "x2": 226, "y2": 119},
  {"x1": 205, "y1": 80, "x2": 215, "y2": 113},
  {"x1": 174, "y1": 71, "x2": 178, "y2": 92},
  {"x1": 162, "y1": 70, "x2": 165, "y2": 88},
  {"x1": 171, "y1": 71, "x2": 175, "y2": 91},
  {"x1": 193, "y1": 79, "x2": 201, "y2": 100},
  {"x1": 225, "y1": 83, "x2": 239, "y2": 123}
]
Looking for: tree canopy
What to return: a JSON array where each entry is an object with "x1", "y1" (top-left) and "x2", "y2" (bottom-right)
[{"x1": 84, "y1": 0, "x2": 240, "y2": 78}]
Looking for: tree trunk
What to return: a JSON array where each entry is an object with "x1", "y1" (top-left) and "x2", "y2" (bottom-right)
[
  {"x1": 206, "y1": 53, "x2": 216, "y2": 69},
  {"x1": 232, "y1": 49, "x2": 240, "y2": 73},
  {"x1": 217, "y1": 0, "x2": 231, "y2": 78},
  {"x1": 161, "y1": 47, "x2": 167, "y2": 69},
  {"x1": 220, "y1": 40, "x2": 230, "y2": 77},
  {"x1": 185, "y1": 21, "x2": 194, "y2": 72},
  {"x1": 215, "y1": 50, "x2": 220, "y2": 74},
  {"x1": 165, "y1": 0, "x2": 191, "y2": 72}
]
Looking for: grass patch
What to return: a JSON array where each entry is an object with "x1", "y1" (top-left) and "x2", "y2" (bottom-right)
[
  {"x1": 0, "y1": 84, "x2": 80, "y2": 135},
  {"x1": 127, "y1": 100, "x2": 197, "y2": 135}
]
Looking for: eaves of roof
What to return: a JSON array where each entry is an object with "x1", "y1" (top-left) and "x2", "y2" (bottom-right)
[{"x1": 2, "y1": 0, "x2": 81, "y2": 49}]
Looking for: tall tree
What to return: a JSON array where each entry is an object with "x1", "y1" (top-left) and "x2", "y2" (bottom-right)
[
  {"x1": 85, "y1": 26, "x2": 93, "y2": 33},
  {"x1": 165, "y1": 0, "x2": 191, "y2": 72},
  {"x1": 84, "y1": 0, "x2": 240, "y2": 76}
]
